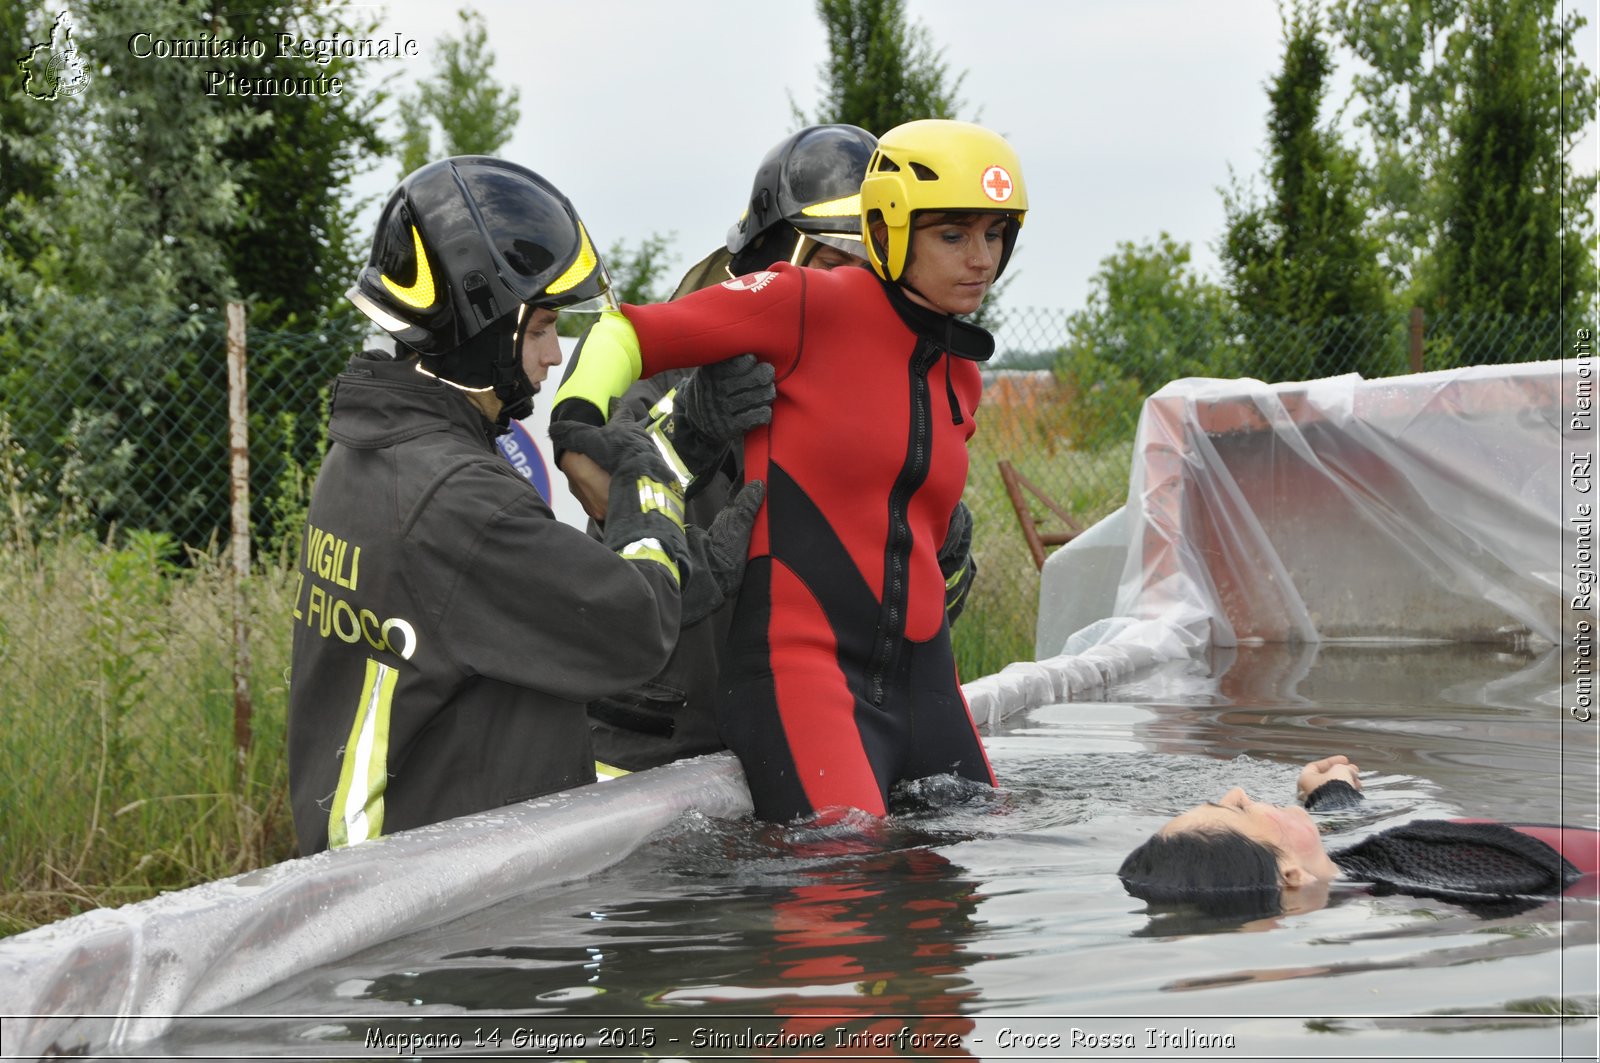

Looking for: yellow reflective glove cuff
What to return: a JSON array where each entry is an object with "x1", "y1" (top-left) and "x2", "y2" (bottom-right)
[
  {"x1": 619, "y1": 537, "x2": 681, "y2": 586},
  {"x1": 646, "y1": 387, "x2": 677, "y2": 422},
  {"x1": 945, "y1": 561, "x2": 968, "y2": 594},
  {"x1": 645, "y1": 406, "x2": 694, "y2": 488},
  {"x1": 635, "y1": 475, "x2": 686, "y2": 530},
  {"x1": 552, "y1": 311, "x2": 645, "y2": 422}
]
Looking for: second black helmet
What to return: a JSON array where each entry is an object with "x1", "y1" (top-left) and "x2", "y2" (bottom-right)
[{"x1": 725, "y1": 124, "x2": 878, "y2": 274}]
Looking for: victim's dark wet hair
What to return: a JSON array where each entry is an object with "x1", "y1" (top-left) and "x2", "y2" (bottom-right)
[{"x1": 1118, "y1": 827, "x2": 1284, "y2": 919}]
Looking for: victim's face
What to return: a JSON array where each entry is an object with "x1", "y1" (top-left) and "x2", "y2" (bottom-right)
[
  {"x1": 1158, "y1": 787, "x2": 1338, "y2": 882},
  {"x1": 803, "y1": 242, "x2": 869, "y2": 271}
]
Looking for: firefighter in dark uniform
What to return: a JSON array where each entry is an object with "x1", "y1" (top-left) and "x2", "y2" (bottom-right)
[
  {"x1": 552, "y1": 121, "x2": 1024, "y2": 821},
  {"x1": 287, "y1": 156, "x2": 761, "y2": 854}
]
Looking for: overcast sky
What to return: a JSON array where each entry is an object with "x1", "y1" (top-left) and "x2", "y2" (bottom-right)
[{"x1": 350, "y1": 0, "x2": 1599, "y2": 317}]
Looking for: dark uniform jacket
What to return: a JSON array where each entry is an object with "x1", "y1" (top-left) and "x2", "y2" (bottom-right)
[{"x1": 287, "y1": 352, "x2": 680, "y2": 854}]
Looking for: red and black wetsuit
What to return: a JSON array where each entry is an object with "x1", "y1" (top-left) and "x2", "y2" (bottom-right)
[
  {"x1": 554, "y1": 263, "x2": 995, "y2": 821},
  {"x1": 1449, "y1": 820, "x2": 1600, "y2": 897}
]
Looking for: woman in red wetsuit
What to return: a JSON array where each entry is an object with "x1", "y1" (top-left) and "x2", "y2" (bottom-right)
[
  {"x1": 1118, "y1": 755, "x2": 1598, "y2": 917},
  {"x1": 551, "y1": 120, "x2": 1027, "y2": 822}
]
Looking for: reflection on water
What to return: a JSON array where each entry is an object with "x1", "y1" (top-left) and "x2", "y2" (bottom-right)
[
  {"x1": 355, "y1": 810, "x2": 992, "y2": 1056},
  {"x1": 152, "y1": 644, "x2": 1597, "y2": 1059}
]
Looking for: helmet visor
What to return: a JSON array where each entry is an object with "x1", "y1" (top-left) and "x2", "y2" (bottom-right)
[
  {"x1": 554, "y1": 281, "x2": 618, "y2": 315},
  {"x1": 347, "y1": 283, "x2": 415, "y2": 336},
  {"x1": 802, "y1": 231, "x2": 868, "y2": 259}
]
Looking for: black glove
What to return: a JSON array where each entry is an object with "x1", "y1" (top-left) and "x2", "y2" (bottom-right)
[
  {"x1": 550, "y1": 399, "x2": 663, "y2": 476},
  {"x1": 679, "y1": 479, "x2": 765, "y2": 625},
  {"x1": 657, "y1": 355, "x2": 775, "y2": 477},
  {"x1": 551, "y1": 404, "x2": 689, "y2": 582},
  {"x1": 938, "y1": 500, "x2": 977, "y2": 625}
]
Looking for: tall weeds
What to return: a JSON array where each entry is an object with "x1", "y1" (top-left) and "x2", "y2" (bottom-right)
[{"x1": 0, "y1": 418, "x2": 297, "y2": 934}]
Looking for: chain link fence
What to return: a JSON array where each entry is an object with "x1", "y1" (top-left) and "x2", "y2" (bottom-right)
[
  {"x1": 0, "y1": 293, "x2": 357, "y2": 915},
  {"x1": 2, "y1": 294, "x2": 354, "y2": 555},
  {"x1": 0, "y1": 295, "x2": 1574, "y2": 681}
]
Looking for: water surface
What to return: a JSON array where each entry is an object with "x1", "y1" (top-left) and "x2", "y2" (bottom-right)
[{"x1": 152, "y1": 643, "x2": 1598, "y2": 1060}]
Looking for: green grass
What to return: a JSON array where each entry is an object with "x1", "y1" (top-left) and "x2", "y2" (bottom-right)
[{"x1": 0, "y1": 524, "x2": 297, "y2": 935}]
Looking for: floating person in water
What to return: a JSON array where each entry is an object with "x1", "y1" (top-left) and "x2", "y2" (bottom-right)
[{"x1": 1118, "y1": 755, "x2": 1599, "y2": 920}]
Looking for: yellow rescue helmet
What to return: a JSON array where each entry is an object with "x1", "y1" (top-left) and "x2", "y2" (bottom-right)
[{"x1": 859, "y1": 119, "x2": 1028, "y2": 283}]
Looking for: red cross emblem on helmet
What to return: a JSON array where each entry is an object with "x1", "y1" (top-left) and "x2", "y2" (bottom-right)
[{"x1": 981, "y1": 165, "x2": 1015, "y2": 204}]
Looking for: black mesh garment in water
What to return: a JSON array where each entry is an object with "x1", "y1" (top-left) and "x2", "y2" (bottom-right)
[{"x1": 1333, "y1": 820, "x2": 1579, "y2": 901}]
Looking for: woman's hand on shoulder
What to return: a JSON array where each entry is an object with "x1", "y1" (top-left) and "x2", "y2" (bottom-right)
[{"x1": 1297, "y1": 755, "x2": 1361, "y2": 801}]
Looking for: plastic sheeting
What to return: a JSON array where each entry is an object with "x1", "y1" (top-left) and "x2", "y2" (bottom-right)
[
  {"x1": 1030, "y1": 362, "x2": 1568, "y2": 682},
  {"x1": 0, "y1": 754, "x2": 752, "y2": 1058},
  {"x1": 977, "y1": 363, "x2": 1567, "y2": 727},
  {"x1": 1033, "y1": 505, "x2": 1129, "y2": 661},
  {"x1": 1127, "y1": 364, "x2": 1562, "y2": 642}
]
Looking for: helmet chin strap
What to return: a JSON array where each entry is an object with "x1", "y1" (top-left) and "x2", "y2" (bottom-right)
[
  {"x1": 493, "y1": 308, "x2": 537, "y2": 427},
  {"x1": 420, "y1": 315, "x2": 532, "y2": 432},
  {"x1": 893, "y1": 238, "x2": 936, "y2": 308},
  {"x1": 495, "y1": 386, "x2": 534, "y2": 428}
]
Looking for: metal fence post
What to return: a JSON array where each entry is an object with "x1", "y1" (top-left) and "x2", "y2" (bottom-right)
[{"x1": 226, "y1": 302, "x2": 253, "y2": 773}]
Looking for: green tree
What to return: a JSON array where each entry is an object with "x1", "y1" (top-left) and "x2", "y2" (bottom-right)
[
  {"x1": 203, "y1": 3, "x2": 389, "y2": 546},
  {"x1": 799, "y1": 0, "x2": 966, "y2": 134},
  {"x1": 215, "y1": 2, "x2": 388, "y2": 333},
  {"x1": 1222, "y1": 0, "x2": 1390, "y2": 378},
  {"x1": 3, "y1": 0, "x2": 256, "y2": 541},
  {"x1": 396, "y1": 107, "x2": 434, "y2": 179},
  {"x1": 1429, "y1": 0, "x2": 1594, "y2": 330},
  {"x1": 606, "y1": 233, "x2": 679, "y2": 306},
  {"x1": 395, "y1": 8, "x2": 521, "y2": 177},
  {"x1": 1326, "y1": 0, "x2": 1461, "y2": 291},
  {"x1": 1056, "y1": 234, "x2": 1237, "y2": 447},
  {"x1": 37, "y1": 0, "x2": 259, "y2": 308},
  {"x1": 0, "y1": 7, "x2": 66, "y2": 292},
  {"x1": 0, "y1": 0, "x2": 389, "y2": 545},
  {"x1": 1330, "y1": 0, "x2": 1596, "y2": 325}
]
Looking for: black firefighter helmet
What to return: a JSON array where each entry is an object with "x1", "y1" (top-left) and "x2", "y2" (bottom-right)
[
  {"x1": 725, "y1": 124, "x2": 878, "y2": 276},
  {"x1": 347, "y1": 156, "x2": 614, "y2": 422}
]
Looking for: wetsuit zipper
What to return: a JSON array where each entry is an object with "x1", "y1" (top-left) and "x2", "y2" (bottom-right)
[{"x1": 867, "y1": 341, "x2": 939, "y2": 705}]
